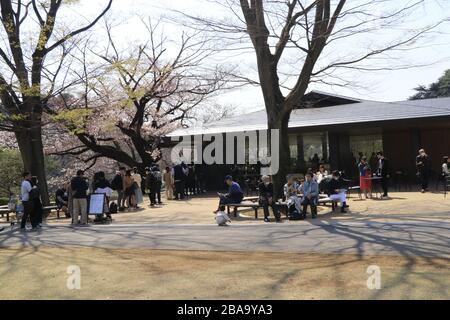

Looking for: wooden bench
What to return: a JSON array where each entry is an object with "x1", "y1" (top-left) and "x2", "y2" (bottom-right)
[
  {"x1": 0, "y1": 204, "x2": 60, "y2": 223},
  {"x1": 347, "y1": 186, "x2": 361, "y2": 199},
  {"x1": 0, "y1": 208, "x2": 12, "y2": 222},
  {"x1": 226, "y1": 201, "x2": 261, "y2": 219},
  {"x1": 277, "y1": 196, "x2": 339, "y2": 216}
]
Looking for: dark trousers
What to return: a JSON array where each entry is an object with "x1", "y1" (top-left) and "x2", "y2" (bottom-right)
[
  {"x1": 219, "y1": 195, "x2": 239, "y2": 206},
  {"x1": 381, "y1": 176, "x2": 389, "y2": 197},
  {"x1": 21, "y1": 201, "x2": 37, "y2": 229},
  {"x1": 155, "y1": 183, "x2": 162, "y2": 204},
  {"x1": 302, "y1": 197, "x2": 318, "y2": 217},
  {"x1": 174, "y1": 180, "x2": 185, "y2": 199},
  {"x1": 419, "y1": 171, "x2": 429, "y2": 190},
  {"x1": 262, "y1": 201, "x2": 281, "y2": 221},
  {"x1": 148, "y1": 188, "x2": 156, "y2": 205}
]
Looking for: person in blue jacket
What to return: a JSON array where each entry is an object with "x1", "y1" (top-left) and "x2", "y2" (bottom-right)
[{"x1": 214, "y1": 175, "x2": 244, "y2": 213}]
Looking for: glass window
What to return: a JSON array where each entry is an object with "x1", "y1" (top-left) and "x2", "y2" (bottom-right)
[
  {"x1": 289, "y1": 135, "x2": 298, "y2": 160},
  {"x1": 349, "y1": 133, "x2": 383, "y2": 161},
  {"x1": 303, "y1": 133, "x2": 328, "y2": 163}
]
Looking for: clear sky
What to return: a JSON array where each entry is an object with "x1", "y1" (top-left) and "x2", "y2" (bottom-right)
[{"x1": 65, "y1": 0, "x2": 450, "y2": 113}]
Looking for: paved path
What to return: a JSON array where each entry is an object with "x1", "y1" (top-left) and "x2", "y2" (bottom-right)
[{"x1": 1, "y1": 220, "x2": 449, "y2": 258}]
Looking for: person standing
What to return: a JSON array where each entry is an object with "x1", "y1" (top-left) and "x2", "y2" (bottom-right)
[
  {"x1": 93, "y1": 171, "x2": 113, "y2": 220},
  {"x1": 70, "y1": 170, "x2": 89, "y2": 225},
  {"x1": 173, "y1": 163, "x2": 186, "y2": 200},
  {"x1": 111, "y1": 168, "x2": 125, "y2": 209},
  {"x1": 416, "y1": 149, "x2": 430, "y2": 193},
  {"x1": 123, "y1": 170, "x2": 136, "y2": 209},
  {"x1": 442, "y1": 156, "x2": 449, "y2": 177},
  {"x1": 30, "y1": 177, "x2": 44, "y2": 228},
  {"x1": 145, "y1": 167, "x2": 157, "y2": 207},
  {"x1": 163, "y1": 166, "x2": 174, "y2": 201},
  {"x1": 20, "y1": 172, "x2": 38, "y2": 231},
  {"x1": 152, "y1": 166, "x2": 163, "y2": 205},
  {"x1": 300, "y1": 172, "x2": 319, "y2": 219},
  {"x1": 258, "y1": 175, "x2": 281, "y2": 223},
  {"x1": 358, "y1": 157, "x2": 372, "y2": 199},
  {"x1": 376, "y1": 151, "x2": 390, "y2": 199},
  {"x1": 132, "y1": 168, "x2": 144, "y2": 207}
]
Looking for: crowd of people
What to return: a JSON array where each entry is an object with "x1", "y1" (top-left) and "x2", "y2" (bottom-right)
[
  {"x1": 11, "y1": 148, "x2": 450, "y2": 230},
  {"x1": 212, "y1": 149, "x2": 450, "y2": 224}
]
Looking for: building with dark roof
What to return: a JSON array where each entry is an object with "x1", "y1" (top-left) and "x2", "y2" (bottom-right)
[{"x1": 168, "y1": 92, "x2": 450, "y2": 190}]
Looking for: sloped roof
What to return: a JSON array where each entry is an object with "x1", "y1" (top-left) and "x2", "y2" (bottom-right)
[{"x1": 169, "y1": 94, "x2": 450, "y2": 137}]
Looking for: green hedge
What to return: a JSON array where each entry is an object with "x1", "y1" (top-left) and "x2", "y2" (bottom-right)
[{"x1": 0, "y1": 197, "x2": 9, "y2": 206}]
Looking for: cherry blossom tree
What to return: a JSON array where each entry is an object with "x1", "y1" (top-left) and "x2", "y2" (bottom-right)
[
  {"x1": 48, "y1": 20, "x2": 230, "y2": 174},
  {"x1": 0, "y1": 0, "x2": 113, "y2": 204}
]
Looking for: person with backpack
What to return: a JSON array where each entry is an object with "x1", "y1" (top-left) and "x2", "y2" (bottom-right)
[
  {"x1": 145, "y1": 167, "x2": 157, "y2": 207},
  {"x1": 152, "y1": 166, "x2": 163, "y2": 205}
]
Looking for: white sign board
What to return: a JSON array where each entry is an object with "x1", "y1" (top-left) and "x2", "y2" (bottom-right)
[{"x1": 88, "y1": 194, "x2": 105, "y2": 215}]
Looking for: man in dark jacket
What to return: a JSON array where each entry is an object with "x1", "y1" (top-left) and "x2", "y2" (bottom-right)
[
  {"x1": 327, "y1": 171, "x2": 348, "y2": 213},
  {"x1": 416, "y1": 149, "x2": 430, "y2": 193},
  {"x1": 111, "y1": 167, "x2": 126, "y2": 208},
  {"x1": 377, "y1": 151, "x2": 390, "y2": 199},
  {"x1": 173, "y1": 163, "x2": 187, "y2": 200},
  {"x1": 258, "y1": 175, "x2": 281, "y2": 223},
  {"x1": 70, "y1": 170, "x2": 89, "y2": 225},
  {"x1": 145, "y1": 167, "x2": 157, "y2": 207}
]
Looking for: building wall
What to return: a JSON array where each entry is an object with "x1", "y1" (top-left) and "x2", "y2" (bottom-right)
[{"x1": 420, "y1": 126, "x2": 450, "y2": 174}]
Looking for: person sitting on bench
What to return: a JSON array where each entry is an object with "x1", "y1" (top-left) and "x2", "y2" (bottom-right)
[
  {"x1": 300, "y1": 172, "x2": 319, "y2": 219},
  {"x1": 215, "y1": 175, "x2": 244, "y2": 213},
  {"x1": 284, "y1": 175, "x2": 302, "y2": 213},
  {"x1": 259, "y1": 175, "x2": 281, "y2": 223},
  {"x1": 327, "y1": 171, "x2": 349, "y2": 213}
]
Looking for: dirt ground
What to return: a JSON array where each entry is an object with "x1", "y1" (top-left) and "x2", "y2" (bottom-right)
[
  {"x1": 1, "y1": 191, "x2": 448, "y2": 226},
  {"x1": 0, "y1": 246, "x2": 448, "y2": 300},
  {"x1": 31, "y1": 191, "x2": 449, "y2": 225}
]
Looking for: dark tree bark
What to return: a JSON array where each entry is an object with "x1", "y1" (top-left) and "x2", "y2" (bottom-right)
[{"x1": 0, "y1": 0, "x2": 112, "y2": 205}]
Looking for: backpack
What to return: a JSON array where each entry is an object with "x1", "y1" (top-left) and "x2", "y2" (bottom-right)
[
  {"x1": 109, "y1": 202, "x2": 118, "y2": 214},
  {"x1": 153, "y1": 171, "x2": 162, "y2": 183},
  {"x1": 289, "y1": 210, "x2": 306, "y2": 221}
]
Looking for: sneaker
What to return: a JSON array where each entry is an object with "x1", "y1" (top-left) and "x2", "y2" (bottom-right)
[
  {"x1": 264, "y1": 218, "x2": 270, "y2": 222},
  {"x1": 341, "y1": 208, "x2": 347, "y2": 213}
]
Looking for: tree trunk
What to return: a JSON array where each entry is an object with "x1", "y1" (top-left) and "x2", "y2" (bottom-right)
[
  {"x1": 267, "y1": 109, "x2": 291, "y2": 200},
  {"x1": 15, "y1": 125, "x2": 50, "y2": 206}
]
